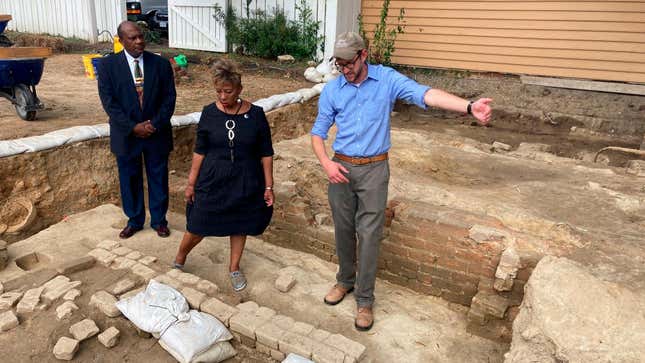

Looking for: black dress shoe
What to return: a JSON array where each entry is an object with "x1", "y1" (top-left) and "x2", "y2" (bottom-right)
[
  {"x1": 119, "y1": 226, "x2": 142, "y2": 239},
  {"x1": 154, "y1": 225, "x2": 170, "y2": 238}
]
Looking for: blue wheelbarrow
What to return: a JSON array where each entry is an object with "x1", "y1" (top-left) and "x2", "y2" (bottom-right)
[{"x1": 0, "y1": 14, "x2": 47, "y2": 121}]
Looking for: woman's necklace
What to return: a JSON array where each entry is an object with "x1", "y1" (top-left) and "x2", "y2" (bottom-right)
[{"x1": 223, "y1": 100, "x2": 243, "y2": 162}]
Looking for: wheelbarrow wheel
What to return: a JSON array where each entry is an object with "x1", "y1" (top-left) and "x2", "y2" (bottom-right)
[{"x1": 14, "y1": 84, "x2": 37, "y2": 121}]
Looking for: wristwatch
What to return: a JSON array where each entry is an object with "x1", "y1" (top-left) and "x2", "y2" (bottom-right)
[{"x1": 466, "y1": 101, "x2": 474, "y2": 115}]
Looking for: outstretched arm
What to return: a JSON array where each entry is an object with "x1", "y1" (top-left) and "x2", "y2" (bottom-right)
[{"x1": 423, "y1": 88, "x2": 492, "y2": 125}]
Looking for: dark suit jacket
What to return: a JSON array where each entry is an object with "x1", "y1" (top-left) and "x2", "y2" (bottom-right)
[{"x1": 97, "y1": 51, "x2": 176, "y2": 157}]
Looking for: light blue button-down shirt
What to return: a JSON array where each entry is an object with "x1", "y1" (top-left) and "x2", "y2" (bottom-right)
[{"x1": 311, "y1": 64, "x2": 430, "y2": 157}]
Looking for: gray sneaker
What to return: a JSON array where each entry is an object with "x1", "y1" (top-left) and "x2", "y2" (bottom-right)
[{"x1": 230, "y1": 270, "x2": 247, "y2": 292}]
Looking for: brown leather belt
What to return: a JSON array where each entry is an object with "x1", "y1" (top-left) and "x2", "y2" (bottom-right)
[{"x1": 333, "y1": 152, "x2": 388, "y2": 165}]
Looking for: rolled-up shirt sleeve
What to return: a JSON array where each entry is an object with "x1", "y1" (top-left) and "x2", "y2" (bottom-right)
[
  {"x1": 311, "y1": 86, "x2": 336, "y2": 139},
  {"x1": 390, "y1": 70, "x2": 431, "y2": 109}
]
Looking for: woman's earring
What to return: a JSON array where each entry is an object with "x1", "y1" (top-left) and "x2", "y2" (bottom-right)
[{"x1": 237, "y1": 98, "x2": 242, "y2": 103}]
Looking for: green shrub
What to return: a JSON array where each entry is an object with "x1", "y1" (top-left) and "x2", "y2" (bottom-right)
[{"x1": 214, "y1": 0, "x2": 322, "y2": 60}]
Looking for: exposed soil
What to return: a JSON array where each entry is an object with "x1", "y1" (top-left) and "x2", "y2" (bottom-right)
[{"x1": 0, "y1": 52, "x2": 311, "y2": 140}]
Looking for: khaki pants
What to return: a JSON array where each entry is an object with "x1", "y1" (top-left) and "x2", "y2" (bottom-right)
[{"x1": 328, "y1": 158, "x2": 389, "y2": 307}]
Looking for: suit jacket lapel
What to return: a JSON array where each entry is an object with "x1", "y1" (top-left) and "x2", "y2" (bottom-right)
[
  {"x1": 118, "y1": 52, "x2": 142, "y2": 113},
  {"x1": 142, "y1": 51, "x2": 155, "y2": 112}
]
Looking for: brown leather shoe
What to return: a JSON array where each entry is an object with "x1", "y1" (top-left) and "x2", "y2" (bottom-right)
[
  {"x1": 119, "y1": 226, "x2": 142, "y2": 239},
  {"x1": 354, "y1": 306, "x2": 374, "y2": 331},
  {"x1": 323, "y1": 284, "x2": 354, "y2": 305},
  {"x1": 154, "y1": 225, "x2": 170, "y2": 238}
]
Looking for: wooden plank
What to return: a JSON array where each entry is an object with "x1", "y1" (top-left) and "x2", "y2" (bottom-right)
[
  {"x1": 0, "y1": 14, "x2": 12, "y2": 22},
  {"x1": 363, "y1": 1, "x2": 645, "y2": 12},
  {"x1": 361, "y1": 24, "x2": 645, "y2": 42},
  {"x1": 0, "y1": 47, "x2": 52, "y2": 59},
  {"x1": 391, "y1": 55, "x2": 645, "y2": 83},
  {"x1": 520, "y1": 75, "x2": 645, "y2": 95},
  {"x1": 393, "y1": 41, "x2": 645, "y2": 63},
  {"x1": 361, "y1": 9, "x2": 645, "y2": 22}
]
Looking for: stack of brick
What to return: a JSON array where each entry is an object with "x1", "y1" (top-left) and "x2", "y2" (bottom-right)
[
  {"x1": 87, "y1": 240, "x2": 159, "y2": 282},
  {"x1": 199, "y1": 298, "x2": 365, "y2": 363},
  {"x1": 266, "y1": 195, "x2": 512, "y2": 307}
]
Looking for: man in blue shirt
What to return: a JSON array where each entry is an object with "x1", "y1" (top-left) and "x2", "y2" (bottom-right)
[{"x1": 311, "y1": 32, "x2": 492, "y2": 331}]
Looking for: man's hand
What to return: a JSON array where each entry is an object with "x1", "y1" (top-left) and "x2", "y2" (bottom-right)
[
  {"x1": 471, "y1": 98, "x2": 493, "y2": 126},
  {"x1": 133, "y1": 121, "x2": 155, "y2": 138},
  {"x1": 264, "y1": 189, "x2": 274, "y2": 206},
  {"x1": 323, "y1": 160, "x2": 349, "y2": 183}
]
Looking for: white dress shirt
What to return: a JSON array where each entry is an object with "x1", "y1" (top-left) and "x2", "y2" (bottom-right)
[{"x1": 123, "y1": 50, "x2": 144, "y2": 84}]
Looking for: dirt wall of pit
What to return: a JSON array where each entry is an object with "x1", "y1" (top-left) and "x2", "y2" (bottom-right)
[{"x1": 0, "y1": 101, "x2": 317, "y2": 243}]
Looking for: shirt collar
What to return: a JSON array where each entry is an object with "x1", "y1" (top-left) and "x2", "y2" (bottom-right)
[
  {"x1": 339, "y1": 63, "x2": 380, "y2": 88},
  {"x1": 124, "y1": 50, "x2": 143, "y2": 64}
]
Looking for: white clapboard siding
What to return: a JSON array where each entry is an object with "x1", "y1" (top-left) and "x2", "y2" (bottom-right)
[
  {"x1": 168, "y1": 0, "x2": 227, "y2": 52},
  {"x1": 0, "y1": 0, "x2": 125, "y2": 43}
]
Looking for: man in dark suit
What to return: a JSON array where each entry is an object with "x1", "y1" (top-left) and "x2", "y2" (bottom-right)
[{"x1": 98, "y1": 21, "x2": 176, "y2": 239}]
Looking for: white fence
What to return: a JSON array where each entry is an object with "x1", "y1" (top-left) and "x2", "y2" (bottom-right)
[
  {"x1": 0, "y1": 0, "x2": 125, "y2": 43},
  {"x1": 168, "y1": 0, "x2": 227, "y2": 52}
]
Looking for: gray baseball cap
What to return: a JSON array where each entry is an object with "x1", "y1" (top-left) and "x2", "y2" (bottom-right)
[{"x1": 333, "y1": 32, "x2": 366, "y2": 60}]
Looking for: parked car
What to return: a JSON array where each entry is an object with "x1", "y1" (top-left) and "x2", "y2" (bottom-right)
[{"x1": 126, "y1": 0, "x2": 168, "y2": 32}]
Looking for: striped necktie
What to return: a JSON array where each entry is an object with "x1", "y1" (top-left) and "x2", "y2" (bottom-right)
[{"x1": 134, "y1": 59, "x2": 143, "y2": 107}]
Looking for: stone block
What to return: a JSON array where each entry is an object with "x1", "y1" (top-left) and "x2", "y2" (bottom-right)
[
  {"x1": 492, "y1": 141, "x2": 512, "y2": 152},
  {"x1": 89, "y1": 291, "x2": 121, "y2": 317},
  {"x1": 131, "y1": 263, "x2": 157, "y2": 281},
  {"x1": 470, "y1": 291, "x2": 509, "y2": 319},
  {"x1": 195, "y1": 279, "x2": 219, "y2": 296},
  {"x1": 324, "y1": 334, "x2": 365, "y2": 361},
  {"x1": 469, "y1": 225, "x2": 506, "y2": 244},
  {"x1": 494, "y1": 247, "x2": 520, "y2": 292},
  {"x1": 309, "y1": 328, "x2": 331, "y2": 342},
  {"x1": 275, "y1": 274, "x2": 297, "y2": 293},
  {"x1": 56, "y1": 301, "x2": 79, "y2": 320},
  {"x1": 314, "y1": 213, "x2": 331, "y2": 226},
  {"x1": 290, "y1": 321, "x2": 314, "y2": 336},
  {"x1": 200, "y1": 298, "x2": 238, "y2": 327},
  {"x1": 236, "y1": 301, "x2": 259, "y2": 313},
  {"x1": 63, "y1": 289, "x2": 81, "y2": 301},
  {"x1": 111, "y1": 278, "x2": 136, "y2": 295},
  {"x1": 626, "y1": 159, "x2": 645, "y2": 177},
  {"x1": 16, "y1": 286, "x2": 44, "y2": 314},
  {"x1": 0, "y1": 282, "x2": 3, "y2": 294},
  {"x1": 277, "y1": 54, "x2": 295, "y2": 62},
  {"x1": 112, "y1": 246, "x2": 133, "y2": 256},
  {"x1": 256, "y1": 321, "x2": 286, "y2": 349},
  {"x1": 69, "y1": 318, "x2": 100, "y2": 341},
  {"x1": 0, "y1": 310, "x2": 19, "y2": 331},
  {"x1": 312, "y1": 342, "x2": 345, "y2": 363},
  {"x1": 98, "y1": 326, "x2": 120, "y2": 348},
  {"x1": 111, "y1": 257, "x2": 137, "y2": 270},
  {"x1": 256, "y1": 342, "x2": 271, "y2": 355},
  {"x1": 278, "y1": 331, "x2": 315, "y2": 358},
  {"x1": 2, "y1": 268, "x2": 58, "y2": 292},
  {"x1": 42, "y1": 276, "x2": 82, "y2": 303},
  {"x1": 166, "y1": 268, "x2": 182, "y2": 279},
  {"x1": 153, "y1": 275, "x2": 182, "y2": 290},
  {"x1": 271, "y1": 349, "x2": 286, "y2": 361},
  {"x1": 53, "y1": 337, "x2": 79, "y2": 360},
  {"x1": 96, "y1": 240, "x2": 120, "y2": 251},
  {"x1": 230, "y1": 307, "x2": 274, "y2": 340},
  {"x1": 180, "y1": 287, "x2": 206, "y2": 309},
  {"x1": 119, "y1": 287, "x2": 144, "y2": 300},
  {"x1": 272, "y1": 315, "x2": 295, "y2": 331},
  {"x1": 125, "y1": 251, "x2": 143, "y2": 260},
  {"x1": 0, "y1": 291, "x2": 23, "y2": 310},
  {"x1": 138, "y1": 256, "x2": 157, "y2": 266},
  {"x1": 88, "y1": 248, "x2": 117, "y2": 267},
  {"x1": 174, "y1": 271, "x2": 200, "y2": 286},
  {"x1": 56, "y1": 256, "x2": 95, "y2": 275}
]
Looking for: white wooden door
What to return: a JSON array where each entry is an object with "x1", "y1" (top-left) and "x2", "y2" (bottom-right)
[{"x1": 168, "y1": 0, "x2": 226, "y2": 52}]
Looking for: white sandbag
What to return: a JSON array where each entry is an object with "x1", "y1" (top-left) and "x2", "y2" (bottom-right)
[
  {"x1": 171, "y1": 112, "x2": 201, "y2": 127},
  {"x1": 160, "y1": 340, "x2": 236, "y2": 363},
  {"x1": 296, "y1": 88, "x2": 320, "y2": 102},
  {"x1": 13, "y1": 134, "x2": 67, "y2": 152},
  {"x1": 158, "y1": 310, "x2": 233, "y2": 363},
  {"x1": 282, "y1": 353, "x2": 314, "y2": 363},
  {"x1": 116, "y1": 280, "x2": 189, "y2": 334},
  {"x1": 44, "y1": 125, "x2": 108, "y2": 143},
  {"x1": 315, "y1": 60, "x2": 332, "y2": 75},
  {"x1": 0, "y1": 140, "x2": 30, "y2": 157},
  {"x1": 312, "y1": 83, "x2": 326, "y2": 93},
  {"x1": 304, "y1": 67, "x2": 323, "y2": 83},
  {"x1": 322, "y1": 71, "x2": 340, "y2": 83}
]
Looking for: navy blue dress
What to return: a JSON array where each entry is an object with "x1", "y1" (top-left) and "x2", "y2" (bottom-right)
[{"x1": 186, "y1": 103, "x2": 274, "y2": 236}]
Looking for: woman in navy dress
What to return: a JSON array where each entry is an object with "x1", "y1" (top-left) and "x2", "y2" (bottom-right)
[{"x1": 173, "y1": 59, "x2": 274, "y2": 291}]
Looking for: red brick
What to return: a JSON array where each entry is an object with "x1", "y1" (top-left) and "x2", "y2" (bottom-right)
[
  {"x1": 442, "y1": 291, "x2": 473, "y2": 306},
  {"x1": 414, "y1": 250, "x2": 438, "y2": 265},
  {"x1": 381, "y1": 240, "x2": 411, "y2": 258},
  {"x1": 411, "y1": 281, "x2": 442, "y2": 297},
  {"x1": 376, "y1": 270, "x2": 409, "y2": 286},
  {"x1": 390, "y1": 221, "x2": 420, "y2": 236},
  {"x1": 436, "y1": 256, "x2": 469, "y2": 273},
  {"x1": 417, "y1": 271, "x2": 432, "y2": 285}
]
